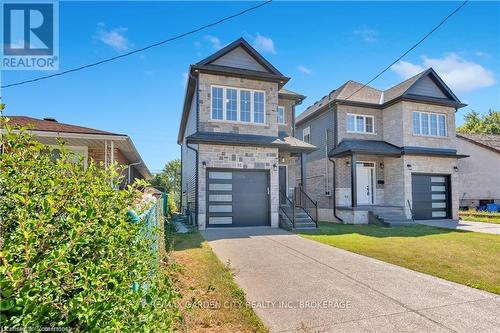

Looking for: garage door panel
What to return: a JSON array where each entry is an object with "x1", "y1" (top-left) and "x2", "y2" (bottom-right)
[
  {"x1": 412, "y1": 174, "x2": 450, "y2": 220},
  {"x1": 207, "y1": 169, "x2": 269, "y2": 227}
]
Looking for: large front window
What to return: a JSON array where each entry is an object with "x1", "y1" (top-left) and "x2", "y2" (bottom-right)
[
  {"x1": 210, "y1": 85, "x2": 266, "y2": 124},
  {"x1": 413, "y1": 111, "x2": 447, "y2": 137},
  {"x1": 347, "y1": 114, "x2": 374, "y2": 134}
]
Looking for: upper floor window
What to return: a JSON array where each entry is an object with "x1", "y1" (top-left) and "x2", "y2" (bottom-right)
[
  {"x1": 413, "y1": 111, "x2": 446, "y2": 137},
  {"x1": 211, "y1": 85, "x2": 265, "y2": 124},
  {"x1": 303, "y1": 126, "x2": 311, "y2": 143},
  {"x1": 277, "y1": 106, "x2": 285, "y2": 124},
  {"x1": 347, "y1": 114, "x2": 374, "y2": 134}
]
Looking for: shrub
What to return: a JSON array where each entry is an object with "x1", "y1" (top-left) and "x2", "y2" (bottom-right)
[{"x1": 0, "y1": 125, "x2": 180, "y2": 331}]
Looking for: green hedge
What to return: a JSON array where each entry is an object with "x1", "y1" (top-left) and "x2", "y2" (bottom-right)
[{"x1": 0, "y1": 124, "x2": 180, "y2": 331}]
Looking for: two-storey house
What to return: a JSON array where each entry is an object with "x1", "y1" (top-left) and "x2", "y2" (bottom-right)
[
  {"x1": 178, "y1": 38, "x2": 315, "y2": 229},
  {"x1": 296, "y1": 69, "x2": 468, "y2": 224}
]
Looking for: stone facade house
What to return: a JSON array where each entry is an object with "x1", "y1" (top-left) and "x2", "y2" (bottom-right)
[
  {"x1": 178, "y1": 38, "x2": 315, "y2": 229},
  {"x1": 6, "y1": 116, "x2": 152, "y2": 186},
  {"x1": 295, "y1": 69, "x2": 468, "y2": 224},
  {"x1": 456, "y1": 133, "x2": 500, "y2": 208}
]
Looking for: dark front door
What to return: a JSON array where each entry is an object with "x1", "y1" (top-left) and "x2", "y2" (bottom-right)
[
  {"x1": 411, "y1": 174, "x2": 451, "y2": 220},
  {"x1": 207, "y1": 169, "x2": 270, "y2": 227},
  {"x1": 279, "y1": 166, "x2": 287, "y2": 205}
]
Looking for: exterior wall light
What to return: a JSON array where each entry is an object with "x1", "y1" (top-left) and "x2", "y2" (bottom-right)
[
  {"x1": 202, "y1": 161, "x2": 207, "y2": 168},
  {"x1": 406, "y1": 164, "x2": 412, "y2": 170},
  {"x1": 273, "y1": 164, "x2": 277, "y2": 171},
  {"x1": 346, "y1": 161, "x2": 350, "y2": 166},
  {"x1": 380, "y1": 162, "x2": 384, "y2": 169},
  {"x1": 453, "y1": 166, "x2": 459, "y2": 172}
]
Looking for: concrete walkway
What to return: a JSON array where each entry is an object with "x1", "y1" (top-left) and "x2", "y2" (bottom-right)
[
  {"x1": 202, "y1": 227, "x2": 499, "y2": 333},
  {"x1": 417, "y1": 219, "x2": 500, "y2": 235}
]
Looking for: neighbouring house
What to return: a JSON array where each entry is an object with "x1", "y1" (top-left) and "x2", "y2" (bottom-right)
[
  {"x1": 4, "y1": 116, "x2": 152, "y2": 186},
  {"x1": 456, "y1": 133, "x2": 500, "y2": 208},
  {"x1": 178, "y1": 38, "x2": 316, "y2": 229},
  {"x1": 295, "y1": 68, "x2": 468, "y2": 225}
]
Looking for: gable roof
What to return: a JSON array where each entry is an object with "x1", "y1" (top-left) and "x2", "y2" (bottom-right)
[
  {"x1": 195, "y1": 38, "x2": 284, "y2": 76},
  {"x1": 178, "y1": 37, "x2": 296, "y2": 143},
  {"x1": 296, "y1": 68, "x2": 466, "y2": 126},
  {"x1": 457, "y1": 133, "x2": 500, "y2": 153},
  {"x1": 6, "y1": 116, "x2": 122, "y2": 136}
]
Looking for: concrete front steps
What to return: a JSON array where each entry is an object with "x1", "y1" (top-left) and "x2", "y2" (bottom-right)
[
  {"x1": 279, "y1": 207, "x2": 317, "y2": 230},
  {"x1": 367, "y1": 205, "x2": 415, "y2": 226}
]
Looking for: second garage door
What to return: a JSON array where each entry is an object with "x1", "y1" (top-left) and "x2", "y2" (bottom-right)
[
  {"x1": 207, "y1": 169, "x2": 270, "y2": 227},
  {"x1": 411, "y1": 174, "x2": 451, "y2": 220}
]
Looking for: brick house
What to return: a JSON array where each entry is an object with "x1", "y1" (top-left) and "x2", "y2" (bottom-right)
[
  {"x1": 295, "y1": 69, "x2": 468, "y2": 225},
  {"x1": 178, "y1": 38, "x2": 316, "y2": 229},
  {"x1": 5, "y1": 116, "x2": 152, "y2": 185}
]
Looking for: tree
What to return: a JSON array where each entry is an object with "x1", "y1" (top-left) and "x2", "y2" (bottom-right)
[
  {"x1": 150, "y1": 158, "x2": 181, "y2": 211},
  {"x1": 0, "y1": 124, "x2": 179, "y2": 330},
  {"x1": 457, "y1": 109, "x2": 500, "y2": 134}
]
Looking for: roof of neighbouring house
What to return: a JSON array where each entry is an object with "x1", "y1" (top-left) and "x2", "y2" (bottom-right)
[
  {"x1": 3, "y1": 115, "x2": 152, "y2": 179},
  {"x1": 186, "y1": 131, "x2": 316, "y2": 153},
  {"x1": 6, "y1": 116, "x2": 123, "y2": 136},
  {"x1": 296, "y1": 68, "x2": 466, "y2": 126},
  {"x1": 457, "y1": 133, "x2": 500, "y2": 153}
]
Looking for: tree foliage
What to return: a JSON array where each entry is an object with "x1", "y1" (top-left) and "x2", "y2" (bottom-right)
[
  {"x1": 0, "y1": 124, "x2": 179, "y2": 331},
  {"x1": 457, "y1": 109, "x2": 500, "y2": 134},
  {"x1": 150, "y1": 159, "x2": 181, "y2": 211}
]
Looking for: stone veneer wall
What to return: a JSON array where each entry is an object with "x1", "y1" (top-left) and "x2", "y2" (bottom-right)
[
  {"x1": 277, "y1": 98, "x2": 296, "y2": 137},
  {"x1": 278, "y1": 152, "x2": 298, "y2": 198},
  {"x1": 197, "y1": 144, "x2": 279, "y2": 229},
  {"x1": 197, "y1": 73, "x2": 279, "y2": 136}
]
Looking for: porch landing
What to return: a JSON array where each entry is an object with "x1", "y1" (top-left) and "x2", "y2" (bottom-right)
[{"x1": 337, "y1": 205, "x2": 414, "y2": 225}]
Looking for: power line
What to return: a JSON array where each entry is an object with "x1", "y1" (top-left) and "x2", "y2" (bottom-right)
[
  {"x1": 1, "y1": 0, "x2": 272, "y2": 89},
  {"x1": 344, "y1": 0, "x2": 469, "y2": 101}
]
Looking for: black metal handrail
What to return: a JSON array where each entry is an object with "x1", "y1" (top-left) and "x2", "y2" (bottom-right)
[
  {"x1": 279, "y1": 190, "x2": 295, "y2": 229},
  {"x1": 295, "y1": 186, "x2": 318, "y2": 228},
  {"x1": 407, "y1": 200, "x2": 415, "y2": 222}
]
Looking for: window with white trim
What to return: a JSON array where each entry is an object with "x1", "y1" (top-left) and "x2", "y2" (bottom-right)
[
  {"x1": 277, "y1": 106, "x2": 285, "y2": 124},
  {"x1": 412, "y1": 111, "x2": 447, "y2": 137},
  {"x1": 211, "y1": 85, "x2": 266, "y2": 124},
  {"x1": 303, "y1": 126, "x2": 311, "y2": 143},
  {"x1": 346, "y1": 114, "x2": 374, "y2": 134}
]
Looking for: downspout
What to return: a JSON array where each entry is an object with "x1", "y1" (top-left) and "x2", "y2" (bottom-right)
[
  {"x1": 329, "y1": 104, "x2": 343, "y2": 222},
  {"x1": 128, "y1": 161, "x2": 142, "y2": 184}
]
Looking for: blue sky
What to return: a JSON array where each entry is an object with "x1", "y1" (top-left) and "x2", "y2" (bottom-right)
[{"x1": 2, "y1": 1, "x2": 499, "y2": 172}]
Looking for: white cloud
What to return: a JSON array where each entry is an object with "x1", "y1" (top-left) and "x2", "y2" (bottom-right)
[
  {"x1": 391, "y1": 53, "x2": 496, "y2": 92},
  {"x1": 475, "y1": 51, "x2": 491, "y2": 59},
  {"x1": 252, "y1": 33, "x2": 276, "y2": 54},
  {"x1": 391, "y1": 61, "x2": 425, "y2": 78},
  {"x1": 353, "y1": 27, "x2": 378, "y2": 43},
  {"x1": 205, "y1": 35, "x2": 222, "y2": 50},
  {"x1": 297, "y1": 65, "x2": 312, "y2": 75},
  {"x1": 97, "y1": 24, "x2": 131, "y2": 52}
]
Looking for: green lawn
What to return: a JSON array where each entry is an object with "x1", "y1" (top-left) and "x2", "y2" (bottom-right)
[
  {"x1": 171, "y1": 231, "x2": 267, "y2": 332},
  {"x1": 459, "y1": 210, "x2": 500, "y2": 224},
  {"x1": 299, "y1": 223, "x2": 500, "y2": 294}
]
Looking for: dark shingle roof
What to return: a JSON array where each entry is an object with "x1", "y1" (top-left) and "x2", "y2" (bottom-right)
[
  {"x1": 186, "y1": 131, "x2": 316, "y2": 153},
  {"x1": 328, "y1": 139, "x2": 401, "y2": 157},
  {"x1": 6, "y1": 116, "x2": 121, "y2": 135},
  {"x1": 457, "y1": 133, "x2": 500, "y2": 153},
  {"x1": 329, "y1": 139, "x2": 468, "y2": 158}
]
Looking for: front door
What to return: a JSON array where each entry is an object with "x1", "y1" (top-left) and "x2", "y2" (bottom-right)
[
  {"x1": 356, "y1": 162, "x2": 374, "y2": 205},
  {"x1": 279, "y1": 166, "x2": 287, "y2": 205}
]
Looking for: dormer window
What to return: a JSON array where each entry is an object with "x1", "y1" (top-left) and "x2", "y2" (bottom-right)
[{"x1": 211, "y1": 85, "x2": 265, "y2": 124}]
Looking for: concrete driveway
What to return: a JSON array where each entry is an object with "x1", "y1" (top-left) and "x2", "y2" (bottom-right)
[
  {"x1": 202, "y1": 227, "x2": 499, "y2": 333},
  {"x1": 417, "y1": 219, "x2": 500, "y2": 235}
]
